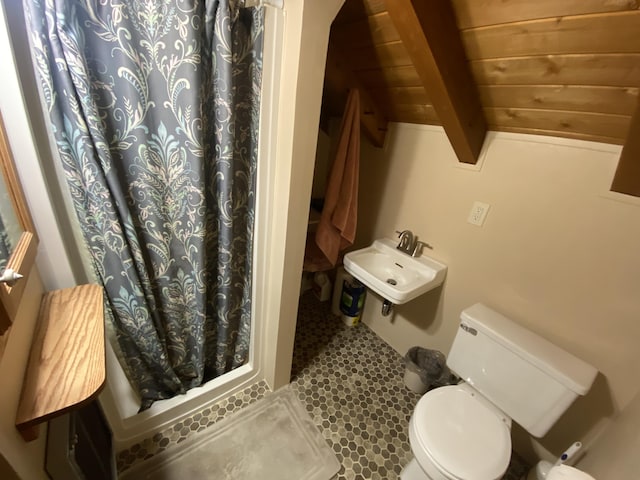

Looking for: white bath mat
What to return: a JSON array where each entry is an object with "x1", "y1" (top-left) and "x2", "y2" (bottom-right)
[{"x1": 119, "y1": 386, "x2": 340, "y2": 480}]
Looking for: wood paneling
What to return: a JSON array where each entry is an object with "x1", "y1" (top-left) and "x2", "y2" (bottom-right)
[
  {"x1": 463, "y1": 11, "x2": 640, "y2": 60},
  {"x1": 386, "y1": 104, "x2": 440, "y2": 125},
  {"x1": 471, "y1": 54, "x2": 640, "y2": 87},
  {"x1": 358, "y1": 66, "x2": 423, "y2": 88},
  {"x1": 342, "y1": 42, "x2": 413, "y2": 70},
  {"x1": 334, "y1": 0, "x2": 386, "y2": 25},
  {"x1": 331, "y1": 12, "x2": 399, "y2": 49},
  {"x1": 479, "y1": 85, "x2": 639, "y2": 115},
  {"x1": 452, "y1": 0, "x2": 639, "y2": 29},
  {"x1": 386, "y1": 0, "x2": 487, "y2": 164},
  {"x1": 492, "y1": 126, "x2": 625, "y2": 145},
  {"x1": 612, "y1": 96, "x2": 640, "y2": 195},
  {"x1": 370, "y1": 86, "x2": 429, "y2": 106},
  {"x1": 485, "y1": 107, "x2": 630, "y2": 141},
  {"x1": 326, "y1": 0, "x2": 640, "y2": 151},
  {"x1": 325, "y1": 49, "x2": 388, "y2": 147}
]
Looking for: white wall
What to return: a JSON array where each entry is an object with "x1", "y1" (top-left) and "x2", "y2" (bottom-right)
[
  {"x1": 577, "y1": 389, "x2": 640, "y2": 477},
  {"x1": 0, "y1": 2, "x2": 74, "y2": 477},
  {"x1": 356, "y1": 123, "x2": 640, "y2": 463},
  {"x1": 0, "y1": 271, "x2": 48, "y2": 479},
  {"x1": 260, "y1": 0, "x2": 345, "y2": 389}
]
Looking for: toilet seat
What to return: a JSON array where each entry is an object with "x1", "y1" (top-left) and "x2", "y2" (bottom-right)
[{"x1": 410, "y1": 384, "x2": 512, "y2": 480}]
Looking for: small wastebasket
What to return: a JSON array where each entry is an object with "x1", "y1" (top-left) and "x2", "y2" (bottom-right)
[{"x1": 403, "y1": 347, "x2": 447, "y2": 394}]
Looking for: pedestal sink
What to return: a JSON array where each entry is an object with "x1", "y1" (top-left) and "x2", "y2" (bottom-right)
[{"x1": 343, "y1": 238, "x2": 447, "y2": 305}]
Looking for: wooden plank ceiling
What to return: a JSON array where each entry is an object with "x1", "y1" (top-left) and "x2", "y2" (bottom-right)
[{"x1": 322, "y1": 0, "x2": 640, "y2": 148}]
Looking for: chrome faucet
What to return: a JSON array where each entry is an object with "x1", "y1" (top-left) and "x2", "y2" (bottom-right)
[
  {"x1": 395, "y1": 230, "x2": 415, "y2": 254},
  {"x1": 412, "y1": 240, "x2": 433, "y2": 257},
  {"x1": 396, "y1": 230, "x2": 433, "y2": 257}
]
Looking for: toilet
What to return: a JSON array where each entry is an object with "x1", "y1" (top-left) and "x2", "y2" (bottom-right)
[
  {"x1": 401, "y1": 303, "x2": 598, "y2": 480},
  {"x1": 546, "y1": 465, "x2": 596, "y2": 480}
]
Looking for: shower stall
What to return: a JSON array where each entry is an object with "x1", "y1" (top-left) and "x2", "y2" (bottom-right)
[{"x1": 0, "y1": 0, "x2": 345, "y2": 454}]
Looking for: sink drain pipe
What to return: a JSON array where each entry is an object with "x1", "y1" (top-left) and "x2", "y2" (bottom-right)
[
  {"x1": 382, "y1": 299, "x2": 393, "y2": 316},
  {"x1": 382, "y1": 277, "x2": 396, "y2": 316}
]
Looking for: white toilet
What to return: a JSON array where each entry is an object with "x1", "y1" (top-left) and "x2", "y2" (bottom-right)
[
  {"x1": 546, "y1": 465, "x2": 596, "y2": 480},
  {"x1": 401, "y1": 303, "x2": 598, "y2": 480}
]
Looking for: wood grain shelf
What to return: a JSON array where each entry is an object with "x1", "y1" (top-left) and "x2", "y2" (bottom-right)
[{"x1": 16, "y1": 284, "x2": 106, "y2": 441}]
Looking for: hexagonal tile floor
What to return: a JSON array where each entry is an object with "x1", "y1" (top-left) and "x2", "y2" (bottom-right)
[
  {"x1": 291, "y1": 292, "x2": 528, "y2": 480},
  {"x1": 290, "y1": 291, "x2": 420, "y2": 479},
  {"x1": 117, "y1": 290, "x2": 528, "y2": 479},
  {"x1": 116, "y1": 382, "x2": 271, "y2": 473}
]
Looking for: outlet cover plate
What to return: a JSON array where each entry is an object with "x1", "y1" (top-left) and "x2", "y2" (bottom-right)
[{"x1": 467, "y1": 201, "x2": 490, "y2": 226}]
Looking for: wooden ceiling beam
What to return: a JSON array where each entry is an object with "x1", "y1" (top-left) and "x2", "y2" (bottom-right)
[
  {"x1": 385, "y1": 0, "x2": 487, "y2": 164},
  {"x1": 324, "y1": 47, "x2": 388, "y2": 147},
  {"x1": 611, "y1": 94, "x2": 640, "y2": 197}
]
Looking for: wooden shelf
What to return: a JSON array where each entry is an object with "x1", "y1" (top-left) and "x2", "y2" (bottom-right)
[{"x1": 16, "y1": 284, "x2": 106, "y2": 441}]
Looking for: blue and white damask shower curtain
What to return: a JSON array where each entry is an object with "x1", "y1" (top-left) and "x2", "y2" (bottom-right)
[{"x1": 25, "y1": 0, "x2": 263, "y2": 409}]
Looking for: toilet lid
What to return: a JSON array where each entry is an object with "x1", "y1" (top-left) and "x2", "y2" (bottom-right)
[
  {"x1": 412, "y1": 386, "x2": 511, "y2": 480},
  {"x1": 547, "y1": 465, "x2": 596, "y2": 480}
]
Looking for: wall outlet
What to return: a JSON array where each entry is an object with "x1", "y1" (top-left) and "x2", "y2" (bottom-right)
[{"x1": 467, "y1": 201, "x2": 490, "y2": 226}]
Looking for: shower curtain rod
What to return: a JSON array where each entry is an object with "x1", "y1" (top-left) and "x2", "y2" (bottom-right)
[{"x1": 240, "y1": 0, "x2": 283, "y2": 8}]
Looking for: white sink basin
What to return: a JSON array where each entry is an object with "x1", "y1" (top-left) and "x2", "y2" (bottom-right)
[{"x1": 343, "y1": 238, "x2": 447, "y2": 304}]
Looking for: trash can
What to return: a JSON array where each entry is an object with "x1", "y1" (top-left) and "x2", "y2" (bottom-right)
[
  {"x1": 403, "y1": 347, "x2": 449, "y2": 394},
  {"x1": 340, "y1": 278, "x2": 366, "y2": 327}
]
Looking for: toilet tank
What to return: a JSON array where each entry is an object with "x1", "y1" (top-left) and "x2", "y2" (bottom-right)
[{"x1": 447, "y1": 304, "x2": 597, "y2": 437}]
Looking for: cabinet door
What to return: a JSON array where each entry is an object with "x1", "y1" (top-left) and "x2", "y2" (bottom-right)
[
  {"x1": 46, "y1": 402, "x2": 116, "y2": 480},
  {"x1": 73, "y1": 402, "x2": 115, "y2": 480}
]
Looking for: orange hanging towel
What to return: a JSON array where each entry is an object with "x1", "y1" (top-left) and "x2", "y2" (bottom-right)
[{"x1": 315, "y1": 89, "x2": 361, "y2": 266}]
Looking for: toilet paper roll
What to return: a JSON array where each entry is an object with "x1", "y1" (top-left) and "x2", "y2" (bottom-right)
[{"x1": 547, "y1": 465, "x2": 596, "y2": 480}]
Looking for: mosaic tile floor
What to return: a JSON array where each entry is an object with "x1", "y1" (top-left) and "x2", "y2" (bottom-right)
[
  {"x1": 116, "y1": 381, "x2": 270, "y2": 473},
  {"x1": 117, "y1": 290, "x2": 529, "y2": 479},
  {"x1": 291, "y1": 292, "x2": 528, "y2": 480},
  {"x1": 290, "y1": 292, "x2": 421, "y2": 479}
]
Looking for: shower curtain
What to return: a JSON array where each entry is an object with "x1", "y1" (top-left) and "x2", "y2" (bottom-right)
[{"x1": 25, "y1": 0, "x2": 264, "y2": 409}]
